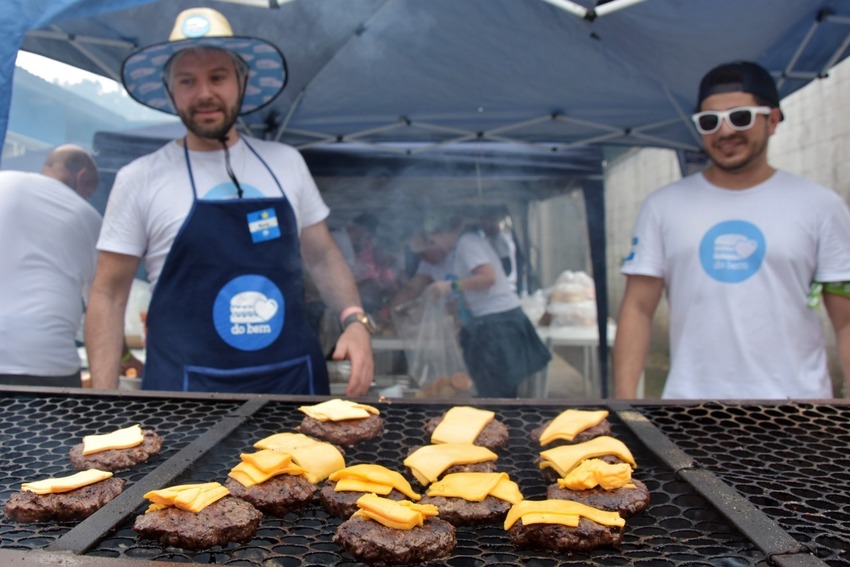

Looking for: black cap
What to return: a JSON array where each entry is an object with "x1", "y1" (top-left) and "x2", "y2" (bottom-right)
[{"x1": 697, "y1": 61, "x2": 783, "y2": 119}]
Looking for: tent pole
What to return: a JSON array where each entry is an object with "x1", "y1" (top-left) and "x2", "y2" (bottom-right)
[{"x1": 582, "y1": 179, "x2": 609, "y2": 397}]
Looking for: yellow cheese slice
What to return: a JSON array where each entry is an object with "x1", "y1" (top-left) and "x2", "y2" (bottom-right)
[
  {"x1": 21, "y1": 469, "x2": 113, "y2": 495},
  {"x1": 82, "y1": 424, "x2": 144, "y2": 455},
  {"x1": 425, "y1": 471, "x2": 523, "y2": 504},
  {"x1": 430, "y1": 406, "x2": 495, "y2": 445},
  {"x1": 298, "y1": 399, "x2": 380, "y2": 422},
  {"x1": 539, "y1": 436, "x2": 636, "y2": 477},
  {"x1": 403, "y1": 443, "x2": 497, "y2": 486},
  {"x1": 144, "y1": 482, "x2": 229, "y2": 514},
  {"x1": 504, "y1": 499, "x2": 625, "y2": 530},
  {"x1": 228, "y1": 450, "x2": 306, "y2": 487},
  {"x1": 352, "y1": 494, "x2": 439, "y2": 530},
  {"x1": 538, "y1": 409, "x2": 609, "y2": 445},
  {"x1": 557, "y1": 458, "x2": 633, "y2": 490},
  {"x1": 329, "y1": 464, "x2": 420, "y2": 500},
  {"x1": 335, "y1": 478, "x2": 395, "y2": 496},
  {"x1": 253, "y1": 432, "x2": 345, "y2": 484}
]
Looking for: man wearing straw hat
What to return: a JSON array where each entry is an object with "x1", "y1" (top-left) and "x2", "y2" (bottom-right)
[{"x1": 85, "y1": 8, "x2": 373, "y2": 395}]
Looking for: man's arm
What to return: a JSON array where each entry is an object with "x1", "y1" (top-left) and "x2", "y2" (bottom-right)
[
  {"x1": 613, "y1": 274, "x2": 664, "y2": 399},
  {"x1": 84, "y1": 251, "x2": 140, "y2": 389},
  {"x1": 823, "y1": 290, "x2": 850, "y2": 397},
  {"x1": 300, "y1": 221, "x2": 373, "y2": 397}
]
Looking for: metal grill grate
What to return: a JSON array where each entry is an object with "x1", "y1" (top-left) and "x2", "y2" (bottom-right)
[
  {"x1": 641, "y1": 402, "x2": 850, "y2": 567},
  {"x1": 0, "y1": 394, "x2": 780, "y2": 566}
]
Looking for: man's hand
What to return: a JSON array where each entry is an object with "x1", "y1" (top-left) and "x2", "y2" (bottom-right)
[{"x1": 332, "y1": 323, "x2": 374, "y2": 397}]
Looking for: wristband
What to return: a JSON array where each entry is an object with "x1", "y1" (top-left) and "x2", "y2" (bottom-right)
[
  {"x1": 451, "y1": 279, "x2": 462, "y2": 292},
  {"x1": 121, "y1": 351, "x2": 132, "y2": 362},
  {"x1": 339, "y1": 306, "x2": 365, "y2": 325}
]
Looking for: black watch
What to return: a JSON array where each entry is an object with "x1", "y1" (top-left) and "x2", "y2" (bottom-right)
[{"x1": 341, "y1": 311, "x2": 374, "y2": 334}]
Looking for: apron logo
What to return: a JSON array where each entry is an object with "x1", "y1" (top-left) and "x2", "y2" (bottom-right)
[
  {"x1": 214, "y1": 275, "x2": 285, "y2": 350},
  {"x1": 247, "y1": 208, "x2": 281, "y2": 243}
]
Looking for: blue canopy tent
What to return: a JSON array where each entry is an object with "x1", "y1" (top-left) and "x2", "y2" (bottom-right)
[{"x1": 4, "y1": 0, "x2": 850, "y2": 395}]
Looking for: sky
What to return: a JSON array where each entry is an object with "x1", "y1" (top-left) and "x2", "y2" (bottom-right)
[{"x1": 16, "y1": 50, "x2": 120, "y2": 93}]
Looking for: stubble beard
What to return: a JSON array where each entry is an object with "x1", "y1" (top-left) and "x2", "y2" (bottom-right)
[
  {"x1": 180, "y1": 102, "x2": 239, "y2": 142},
  {"x1": 708, "y1": 132, "x2": 769, "y2": 174}
]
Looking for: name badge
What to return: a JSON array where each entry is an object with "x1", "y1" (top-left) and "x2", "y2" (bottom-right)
[{"x1": 247, "y1": 208, "x2": 281, "y2": 243}]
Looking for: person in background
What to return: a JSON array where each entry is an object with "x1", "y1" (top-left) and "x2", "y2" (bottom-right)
[
  {"x1": 0, "y1": 145, "x2": 101, "y2": 387},
  {"x1": 614, "y1": 60, "x2": 850, "y2": 400},
  {"x1": 478, "y1": 206, "x2": 518, "y2": 293},
  {"x1": 332, "y1": 212, "x2": 399, "y2": 313},
  {"x1": 391, "y1": 213, "x2": 550, "y2": 397},
  {"x1": 84, "y1": 8, "x2": 372, "y2": 395}
]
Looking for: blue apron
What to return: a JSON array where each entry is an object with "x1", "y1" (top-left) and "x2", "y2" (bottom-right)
[{"x1": 142, "y1": 139, "x2": 329, "y2": 394}]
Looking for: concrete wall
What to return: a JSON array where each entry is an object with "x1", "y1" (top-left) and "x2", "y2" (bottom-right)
[{"x1": 603, "y1": 57, "x2": 850, "y2": 396}]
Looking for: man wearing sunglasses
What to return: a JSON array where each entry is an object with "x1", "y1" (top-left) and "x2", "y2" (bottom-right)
[{"x1": 614, "y1": 60, "x2": 850, "y2": 400}]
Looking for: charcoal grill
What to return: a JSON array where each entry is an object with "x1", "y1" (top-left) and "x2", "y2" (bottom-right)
[{"x1": 0, "y1": 387, "x2": 847, "y2": 566}]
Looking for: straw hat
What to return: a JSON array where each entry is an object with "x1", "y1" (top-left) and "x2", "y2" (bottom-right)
[{"x1": 121, "y1": 7, "x2": 286, "y2": 115}]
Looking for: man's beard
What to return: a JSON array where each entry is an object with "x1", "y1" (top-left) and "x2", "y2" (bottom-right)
[{"x1": 179, "y1": 102, "x2": 239, "y2": 141}]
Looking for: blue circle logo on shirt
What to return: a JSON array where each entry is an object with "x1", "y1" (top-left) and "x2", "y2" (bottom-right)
[
  {"x1": 699, "y1": 220, "x2": 766, "y2": 283},
  {"x1": 203, "y1": 182, "x2": 264, "y2": 200},
  {"x1": 213, "y1": 275, "x2": 284, "y2": 350}
]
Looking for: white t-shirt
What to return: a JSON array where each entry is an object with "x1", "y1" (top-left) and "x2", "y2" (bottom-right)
[
  {"x1": 622, "y1": 170, "x2": 850, "y2": 399},
  {"x1": 487, "y1": 230, "x2": 518, "y2": 292},
  {"x1": 0, "y1": 171, "x2": 102, "y2": 375},
  {"x1": 417, "y1": 232, "x2": 520, "y2": 316},
  {"x1": 97, "y1": 137, "x2": 329, "y2": 288}
]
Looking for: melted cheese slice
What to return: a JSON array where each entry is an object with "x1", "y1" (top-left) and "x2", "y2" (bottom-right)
[
  {"x1": 352, "y1": 493, "x2": 439, "y2": 530},
  {"x1": 427, "y1": 472, "x2": 523, "y2": 504},
  {"x1": 557, "y1": 458, "x2": 634, "y2": 491},
  {"x1": 228, "y1": 449, "x2": 307, "y2": 487},
  {"x1": 298, "y1": 399, "x2": 380, "y2": 422},
  {"x1": 403, "y1": 443, "x2": 497, "y2": 486},
  {"x1": 329, "y1": 464, "x2": 420, "y2": 500},
  {"x1": 82, "y1": 424, "x2": 144, "y2": 455},
  {"x1": 538, "y1": 409, "x2": 609, "y2": 445},
  {"x1": 253, "y1": 432, "x2": 345, "y2": 483},
  {"x1": 21, "y1": 469, "x2": 113, "y2": 495},
  {"x1": 539, "y1": 436, "x2": 636, "y2": 477},
  {"x1": 144, "y1": 482, "x2": 229, "y2": 514},
  {"x1": 504, "y1": 499, "x2": 625, "y2": 530},
  {"x1": 430, "y1": 406, "x2": 495, "y2": 445}
]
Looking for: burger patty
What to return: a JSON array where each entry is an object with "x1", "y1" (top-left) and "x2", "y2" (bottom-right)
[
  {"x1": 424, "y1": 415, "x2": 509, "y2": 450},
  {"x1": 133, "y1": 495, "x2": 262, "y2": 550},
  {"x1": 299, "y1": 414, "x2": 383, "y2": 446},
  {"x1": 530, "y1": 419, "x2": 612, "y2": 447},
  {"x1": 418, "y1": 494, "x2": 511, "y2": 526},
  {"x1": 508, "y1": 516, "x2": 623, "y2": 552},
  {"x1": 224, "y1": 475, "x2": 316, "y2": 516},
  {"x1": 334, "y1": 515, "x2": 456, "y2": 566},
  {"x1": 318, "y1": 480, "x2": 407, "y2": 519},
  {"x1": 546, "y1": 478, "x2": 650, "y2": 517},
  {"x1": 4, "y1": 477, "x2": 125, "y2": 523},
  {"x1": 69, "y1": 430, "x2": 163, "y2": 472}
]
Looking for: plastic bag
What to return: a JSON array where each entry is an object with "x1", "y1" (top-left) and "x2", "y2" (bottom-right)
[
  {"x1": 546, "y1": 270, "x2": 597, "y2": 327},
  {"x1": 392, "y1": 291, "x2": 471, "y2": 396}
]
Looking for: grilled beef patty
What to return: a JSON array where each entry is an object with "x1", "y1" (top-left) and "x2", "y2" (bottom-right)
[
  {"x1": 224, "y1": 475, "x2": 316, "y2": 516},
  {"x1": 299, "y1": 414, "x2": 383, "y2": 446},
  {"x1": 318, "y1": 480, "x2": 408, "y2": 519},
  {"x1": 4, "y1": 477, "x2": 125, "y2": 523},
  {"x1": 547, "y1": 478, "x2": 650, "y2": 517},
  {"x1": 69, "y1": 429, "x2": 163, "y2": 472},
  {"x1": 530, "y1": 419, "x2": 612, "y2": 447},
  {"x1": 418, "y1": 494, "x2": 511, "y2": 526},
  {"x1": 334, "y1": 515, "x2": 456, "y2": 566},
  {"x1": 508, "y1": 516, "x2": 623, "y2": 552},
  {"x1": 424, "y1": 415, "x2": 508, "y2": 451},
  {"x1": 133, "y1": 495, "x2": 261, "y2": 550}
]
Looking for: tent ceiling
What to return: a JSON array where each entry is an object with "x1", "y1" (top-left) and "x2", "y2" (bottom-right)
[{"x1": 12, "y1": 0, "x2": 850, "y2": 156}]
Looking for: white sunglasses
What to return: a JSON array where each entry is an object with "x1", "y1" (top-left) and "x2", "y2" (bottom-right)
[{"x1": 691, "y1": 105, "x2": 772, "y2": 135}]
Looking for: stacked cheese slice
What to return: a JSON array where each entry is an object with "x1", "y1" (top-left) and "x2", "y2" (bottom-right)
[{"x1": 253, "y1": 432, "x2": 345, "y2": 484}]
